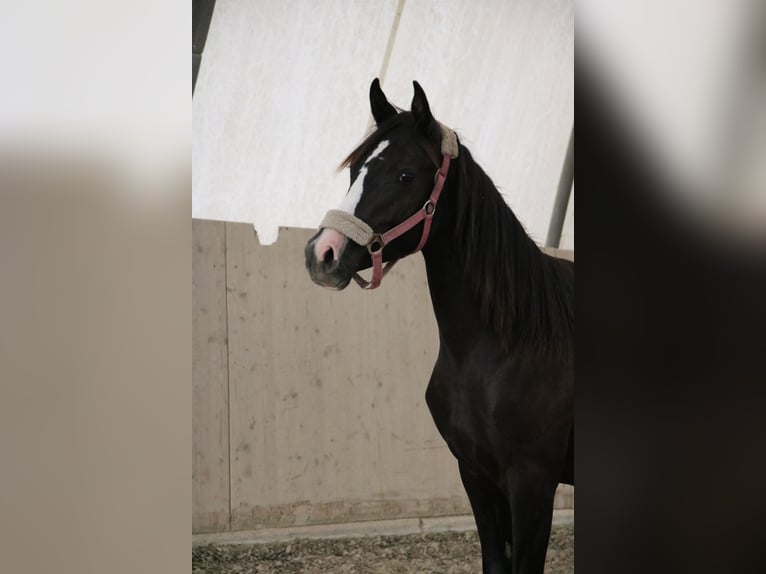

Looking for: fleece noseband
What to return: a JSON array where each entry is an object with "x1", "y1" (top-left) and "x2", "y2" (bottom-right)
[{"x1": 319, "y1": 123, "x2": 459, "y2": 290}]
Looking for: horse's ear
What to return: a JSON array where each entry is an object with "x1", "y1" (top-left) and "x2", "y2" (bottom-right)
[
  {"x1": 411, "y1": 81, "x2": 435, "y2": 132},
  {"x1": 370, "y1": 78, "x2": 397, "y2": 125}
]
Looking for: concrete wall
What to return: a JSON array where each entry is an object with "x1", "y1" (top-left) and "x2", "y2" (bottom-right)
[
  {"x1": 193, "y1": 219, "x2": 574, "y2": 534},
  {"x1": 192, "y1": 0, "x2": 573, "y2": 247}
]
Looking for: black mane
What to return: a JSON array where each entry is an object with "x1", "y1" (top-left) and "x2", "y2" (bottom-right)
[{"x1": 450, "y1": 142, "x2": 574, "y2": 353}]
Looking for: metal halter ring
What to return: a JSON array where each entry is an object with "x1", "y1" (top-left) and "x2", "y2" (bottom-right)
[
  {"x1": 367, "y1": 234, "x2": 384, "y2": 255},
  {"x1": 423, "y1": 199, "x2": 436, "y2": 217}
]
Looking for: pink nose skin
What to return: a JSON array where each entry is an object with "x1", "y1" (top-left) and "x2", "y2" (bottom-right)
[{"x1": 313, "y1": 228, "x2": 347, "y2": 264}]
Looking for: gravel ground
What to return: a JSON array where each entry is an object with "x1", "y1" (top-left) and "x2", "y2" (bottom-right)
[{"x1": 193, "y1": 522, "x2": 573, "y2": 573}]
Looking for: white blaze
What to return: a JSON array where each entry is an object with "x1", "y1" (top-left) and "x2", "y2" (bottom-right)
[
  {"x1": 312, "y1": 139, "x2": 389, "y2": 262},
  {"x1": 338, "y1": 140, "x2": 389, "y2": 214}
]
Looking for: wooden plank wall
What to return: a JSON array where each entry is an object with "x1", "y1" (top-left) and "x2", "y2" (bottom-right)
[
  {"x1": 192, "y1": 220, "x2": 230, "y2": 531},
  {"x1": 192, "y1": 220, "x2": 574, "y2": 534}
]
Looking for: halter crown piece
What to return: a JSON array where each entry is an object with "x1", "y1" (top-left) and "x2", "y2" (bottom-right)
[{"x1": 320, "y1": 123, "x2": 459, "y2": 290}]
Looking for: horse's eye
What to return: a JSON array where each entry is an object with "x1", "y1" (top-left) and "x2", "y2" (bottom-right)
[{"x1": 398, "y1": 170, "x2": 415, "y2": 184}]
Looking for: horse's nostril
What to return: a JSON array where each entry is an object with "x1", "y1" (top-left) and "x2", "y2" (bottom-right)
[{"x1": 320, "y1": 246, "x2": 338, "y2": 273}]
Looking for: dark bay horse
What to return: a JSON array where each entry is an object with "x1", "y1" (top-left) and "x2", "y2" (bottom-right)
[{"x1": 305, "y1": 79, "x2": 574, "y2": 574}]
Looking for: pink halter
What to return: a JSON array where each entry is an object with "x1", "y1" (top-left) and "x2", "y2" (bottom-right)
[{"x1": 319, "y1": 125, "x2": 457, "y2": 290}]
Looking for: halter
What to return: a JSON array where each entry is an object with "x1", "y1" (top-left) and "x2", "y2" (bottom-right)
[{"x1": 319, "y1": 124, "x2": 459, "y2": 290}]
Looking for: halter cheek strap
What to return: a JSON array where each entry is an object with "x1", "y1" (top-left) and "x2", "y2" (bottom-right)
[{"x1": 319, "y1": 123, "x2": 457, "y2": 290}]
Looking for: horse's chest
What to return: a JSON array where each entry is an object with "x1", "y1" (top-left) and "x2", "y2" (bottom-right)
[{"x1": 425, "y1": 362, "x2": 506, "y2": 481}]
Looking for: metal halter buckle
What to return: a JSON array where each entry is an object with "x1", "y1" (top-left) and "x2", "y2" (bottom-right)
[{"x1": 367, "y1": 234, "x2": 384, "y2": 255}]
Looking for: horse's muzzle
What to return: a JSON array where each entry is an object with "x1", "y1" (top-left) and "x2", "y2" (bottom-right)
[{"x1": 304, "y1": 231, "x2": 352, "y2": 290}]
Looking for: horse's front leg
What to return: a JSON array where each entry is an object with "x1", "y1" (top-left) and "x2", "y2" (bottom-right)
[
  {"x1": 459, "y1": 462, "x2": 513, "y2": 574},
  {"x1": 505, "y1": 461, "x2": 558, "y2": 574}
]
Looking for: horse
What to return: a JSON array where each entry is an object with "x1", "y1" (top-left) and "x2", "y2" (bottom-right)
[{"x1": 304, "y1": 79, "x2": 574, "y2": 574}]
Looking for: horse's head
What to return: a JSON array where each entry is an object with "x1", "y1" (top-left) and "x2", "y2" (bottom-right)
[{"x1": 305, "y1": 79, "x2": 453, "y2": 290}]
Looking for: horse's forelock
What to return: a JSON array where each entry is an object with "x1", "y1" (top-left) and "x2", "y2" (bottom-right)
[{"x1": 338, "y1": 112, "x2": 441, "y2": 172}]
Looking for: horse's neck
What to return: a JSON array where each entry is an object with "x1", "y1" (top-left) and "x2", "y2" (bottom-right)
[
  {"x1": 419, "y1": 157, "x2": 537, "y2": 361},
  {"x1": 421, "y1": 232, "x2": 494, "y2": 362}
]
